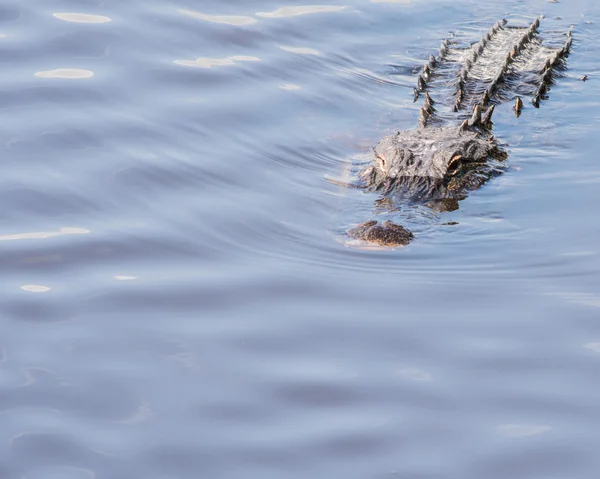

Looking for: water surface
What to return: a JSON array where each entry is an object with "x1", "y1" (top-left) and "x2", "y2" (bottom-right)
[{"x1": 1, "y1": 0, "x2": 600, "y2": 477}]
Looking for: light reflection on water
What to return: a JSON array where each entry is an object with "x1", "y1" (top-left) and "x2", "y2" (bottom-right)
[
  {"x1": 255, "y1": 5, "x2": 347, "y2": 18},
  {"x1": 174, "y1": 55, "x2": 260, "y2": 68},
  {"x1": 52, "y1": 13, "x2": 112, "y2": 24},
  {"x1": 1, "y1": 0, "x2": 600, "y2": 477},
  {"x1": 178, "y1": 9, "x2": 257, "y2": 26},
  {"x1": 34, "y1": 69, "x2": 94, "y2": 79}
]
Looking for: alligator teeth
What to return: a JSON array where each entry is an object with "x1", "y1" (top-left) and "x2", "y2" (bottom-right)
[
  {"x1": 429, "y1": 54, "x2": 437, "y2": 68},
  {"x1": 425, "y1": 91, "x2": 435, "y2": 105},
  {"x1": 418, "y1": 75, "x2": 427, "y2": 91}
]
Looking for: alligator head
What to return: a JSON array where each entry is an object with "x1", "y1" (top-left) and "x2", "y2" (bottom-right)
[
  {"x1": 349, "y1": 119, "x2": 506, "y2": 247},
  {"x1": 359, "y1": 114, "x2": 505, "y2": 203}
]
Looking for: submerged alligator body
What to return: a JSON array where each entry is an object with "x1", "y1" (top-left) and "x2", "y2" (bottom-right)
[{"x1": 348, "y1": 17, "x2": 572, "y2": 246}]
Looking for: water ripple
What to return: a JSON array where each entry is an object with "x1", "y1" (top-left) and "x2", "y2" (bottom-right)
[
  {"x1": 178, "y1": 9, "x2": 257, "y2": 26},
  {"x1": 34, "y1": 69, "x2": 94, "y2": 79},
  {"x1": 256, "y1": 5, "x2": 347, "y2": 18},
  {"x1": 2, "y1": 2, "x2": 600, "y2": 479},
  {"x1": 174, "y1": 55, "x2": 260, "y2": 69},
  {"x1": 52, "y1": 13, "x2": 112, "y2": 24}
]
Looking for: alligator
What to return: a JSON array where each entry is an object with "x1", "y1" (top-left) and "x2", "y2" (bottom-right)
[{"x1": 347, "y1": 17, "x2": 573, "y2": 247}]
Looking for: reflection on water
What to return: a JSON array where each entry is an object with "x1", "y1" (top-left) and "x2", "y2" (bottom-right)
[
  {"x1": 52, "y1": 13, "x2": 112, "y2": 24},
  {"x1": 256, "y1": 5, "x2": 347, "y2": 18},
  {"x1": 546, "y1": 291, "x2": 600, "y2": 308},
  {"x1": 2, "y1": 0, "x2": 600, "y2": 477},
  {"x1": 0, "y1": 228, "x2": 89, "y2": 241},
  {"x1": 20, "y1": 285, "x2": 51, "y2": 293},
  {"x1": 496, "y1": 424, "x2": 552, "y2": 438},
  {"x1": 371, "y1": 0, "x2": 414, "y2": 4},
  {"x1": 34, "y1": 69, "x2": 94, "y2": 79},
  {"x1": 583, "y1": 342, "x2": 600, "y2": 354},
  {"x1": 178, "y1": 9, "x2": 257, "y2": 26},
  {"x1": 396, "y1": 366, "x2": 433, "y2": 381},
  {"x1": 174, "y1": 55, "x2": 260, "y2": 69},
  {"x1": 279, "y1": 46, "x2": 320, "y2": 55}
]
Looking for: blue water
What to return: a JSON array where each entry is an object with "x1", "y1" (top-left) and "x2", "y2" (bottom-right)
[{"x1": 1, "y1": 0, "x2": 600, "y2": 477}]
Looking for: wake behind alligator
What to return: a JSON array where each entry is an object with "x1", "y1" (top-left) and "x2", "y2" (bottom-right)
[{"x1": 347, "y1": 17, "x2": 573, "y2": 247}]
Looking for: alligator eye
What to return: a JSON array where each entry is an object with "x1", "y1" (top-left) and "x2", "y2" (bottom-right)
[
  {"x1": 447, "y1": 155, "x2": 463, "y2": 176},
  {"x1": 375, "y1": 154, "x2": 386, "y2": 171}
]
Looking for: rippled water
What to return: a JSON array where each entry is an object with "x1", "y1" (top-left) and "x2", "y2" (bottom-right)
[{"x1": 1, "y1": 0, "x2": 600, "y2": 477}]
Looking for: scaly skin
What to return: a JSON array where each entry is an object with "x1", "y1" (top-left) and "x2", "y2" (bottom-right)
[{"x1": 348, "y1": 17, "x2": 572, "y2": 247}]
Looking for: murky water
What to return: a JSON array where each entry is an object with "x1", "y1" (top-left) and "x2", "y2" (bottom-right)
[{"x1": 1, "y1": 0, "x2": 599, "y2": 477}]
